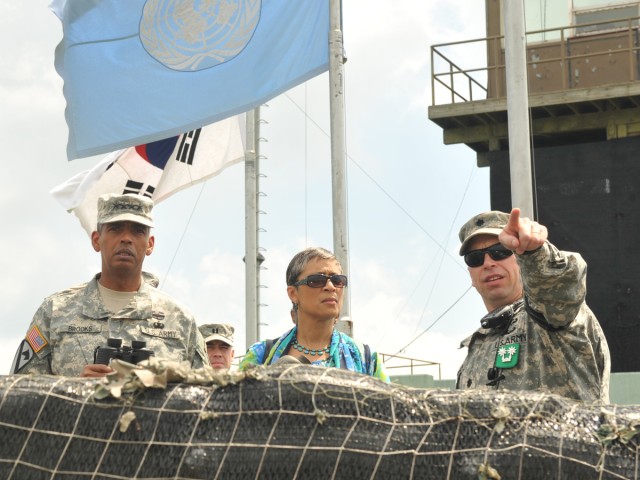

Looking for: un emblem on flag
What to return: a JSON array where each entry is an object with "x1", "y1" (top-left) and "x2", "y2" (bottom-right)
[{"x1": 140, "y1": 0, "x2": 261, "y2": 71}]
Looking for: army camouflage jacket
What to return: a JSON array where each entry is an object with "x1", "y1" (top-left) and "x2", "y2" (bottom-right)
[
  {"x1": 12, "y1": 272, "x2": 208, "y2": 375},
  {"x1": 457, "y1": 242, "x2": 611, "y2": 403}
]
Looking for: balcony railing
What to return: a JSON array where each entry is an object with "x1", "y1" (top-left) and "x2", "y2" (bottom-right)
[
  {"x1": 379, "y1": 352, "x2": 442, "y2": 379},
  {"x1": 431, "y1": 15, "x2": 640, "y2": 107}
]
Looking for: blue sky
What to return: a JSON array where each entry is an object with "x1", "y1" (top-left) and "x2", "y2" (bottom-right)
[{"x1": 0, "y1": 1, "x2": 490, "y2": 379}]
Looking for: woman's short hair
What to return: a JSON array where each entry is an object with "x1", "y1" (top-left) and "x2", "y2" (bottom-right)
[{"x1": 286, "y1": 247, "x2": 340, "y2": 286}]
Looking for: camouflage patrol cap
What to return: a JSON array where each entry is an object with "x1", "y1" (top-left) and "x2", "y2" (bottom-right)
[
  {"x1": 97, "y1": 193, "x2": 155, "y2": 228},
  {"x1": 458, "y1": 211, "x2": 509, "y2": 255},
  {"x1": 199, "y1": 323, "x2": 235, "y2": 347}
]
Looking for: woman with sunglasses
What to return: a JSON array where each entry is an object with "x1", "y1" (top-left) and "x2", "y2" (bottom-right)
[
  {"x1": 239, "y1": 247, "x2": 389, "y2": 382},
  {"x1": 455, "y1": 208, "x2": 610, "y2": 403}
]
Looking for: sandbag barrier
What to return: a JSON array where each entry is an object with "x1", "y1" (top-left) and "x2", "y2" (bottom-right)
[{"x1": 0, "y1": 364, "x2": 637, "y2": 479}]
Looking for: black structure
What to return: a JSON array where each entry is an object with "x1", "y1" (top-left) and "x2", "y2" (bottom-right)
[
  {"x1": 488, "y1": 136, "x2": 640, "y2": 372},
  {"x1": 428, "y1": 2, "x2": 640, "y2": 373}
]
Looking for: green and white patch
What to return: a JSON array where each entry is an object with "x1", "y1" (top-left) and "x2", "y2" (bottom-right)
[{"x1": 495, "y1": 342, "x2": 520, "y2": 369}]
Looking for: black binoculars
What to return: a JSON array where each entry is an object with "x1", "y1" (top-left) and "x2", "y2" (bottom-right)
[{"x1": 94, "y1": 338, "x2": 154, "y2": 365}]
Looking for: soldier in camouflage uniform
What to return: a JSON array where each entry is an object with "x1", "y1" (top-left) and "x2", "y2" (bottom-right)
[
  {"x1": 456, "y1": 208, "x2": 610, "y2": 403},
  {"x1": 198, "y1": 323, "x2": 235, "y2": 370},
  {"x1": 11, "y1": 193, "x2": 208, "y2": 377}
]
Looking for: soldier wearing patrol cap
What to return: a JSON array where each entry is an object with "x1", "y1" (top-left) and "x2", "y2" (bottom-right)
[
  {"x1": 456, "y1": 207, "x2": 610, "y2": 403},
  {"x1": 199, "y1": 323, "x2": 235, "y2": 370},
  {"x1": 12, "y1": 193, "x2": 208, "y2": 377}
]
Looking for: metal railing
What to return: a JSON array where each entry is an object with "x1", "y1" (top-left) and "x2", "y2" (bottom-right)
[
  {"x1": 431, "y1": 36, "x2": 490, "y2": 105},
  {"x1": 431, "y1": 15, "x2": 640, "y2": 107},
  {"x1": 379, "y1": 352, "x2": 441, "y2": 379},
  {"x1": 233, "y1": 352, "x2": 442, "y2": 379}
]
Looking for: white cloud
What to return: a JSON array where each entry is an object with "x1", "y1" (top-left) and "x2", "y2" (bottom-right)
[{"x1": 1, "y1": 1, "x2": 491, "y2": 383}]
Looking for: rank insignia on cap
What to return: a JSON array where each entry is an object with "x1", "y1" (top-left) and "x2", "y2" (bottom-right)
[
  {"x1": 26, "y1": 325, "x2": 48, "y2": 353},
  {"x1": 495, "y1": 342, "x2": 520, "y2": 369}
]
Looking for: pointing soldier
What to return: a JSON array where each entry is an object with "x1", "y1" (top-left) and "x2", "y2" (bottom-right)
[
  {"x1": 12, "y1": 193, "x2": 208, "y2": 377},
  {"x1": 456, "y1": 208, "x2": 610, "y2": 403}
]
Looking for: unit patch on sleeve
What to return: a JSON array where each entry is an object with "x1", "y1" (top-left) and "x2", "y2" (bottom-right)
[{"x1": 11, "y1": 339, "x2": 35, "y2": 373}]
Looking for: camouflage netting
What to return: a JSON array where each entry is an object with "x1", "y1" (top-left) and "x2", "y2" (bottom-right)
[{"x1": 0, "y1": 361, "x2": 638, "y2": 479}]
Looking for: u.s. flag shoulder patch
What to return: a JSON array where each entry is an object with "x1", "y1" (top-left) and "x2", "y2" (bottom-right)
[{"x1": 26, "y1": 325, "x2": 48, "y2": 353}]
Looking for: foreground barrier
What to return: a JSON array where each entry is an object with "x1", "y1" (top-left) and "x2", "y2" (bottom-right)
[{"x1": 0, "y1": 362, "x2": 636, "y2": 479}]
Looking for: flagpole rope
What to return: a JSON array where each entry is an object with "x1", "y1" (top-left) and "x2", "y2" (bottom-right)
[
  {"x1": 407, "y1": 164, "x2": 478, "y2": 339},
  {"x1": 159, "y1": 183, "x2": 207, "y2": 289},
  {"x1": 283, "y1": 92, "x2": 465, "y2": 271},
  {"x1": 284, "y1": 93, "x2": 479, "y2": 355},
  {"x1": 304, "y1": 83, "x2": 309, "y2": 246},
  {"x1": 393, "y1": 285, "x2": 474, "y2": 356}
]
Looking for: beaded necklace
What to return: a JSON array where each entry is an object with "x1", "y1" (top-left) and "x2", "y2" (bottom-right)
[{"x1": 291, "y1": 337, "x2": 330, "y2": 356}]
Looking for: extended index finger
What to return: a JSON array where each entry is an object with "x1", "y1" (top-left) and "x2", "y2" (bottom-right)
[{"x1": 505, "y1": 208, "x2": 521, "y2": 233}]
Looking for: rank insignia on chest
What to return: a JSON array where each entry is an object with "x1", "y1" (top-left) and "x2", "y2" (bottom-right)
[{"x1": 495, "y1": 342, "x2": 520, "y2": 369}]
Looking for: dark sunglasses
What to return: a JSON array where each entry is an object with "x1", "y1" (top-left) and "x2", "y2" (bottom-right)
[
  {"x1": 293, "y1": 273, "x2": 348, "y2": 288},
  {"x1": 464, "y1": 243, "x2": 513, "y2": 268}
]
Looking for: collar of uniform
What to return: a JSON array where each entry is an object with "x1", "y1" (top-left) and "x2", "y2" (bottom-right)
[{"x1": 82, "y1": 274, "x2": 153, "y2": 319}]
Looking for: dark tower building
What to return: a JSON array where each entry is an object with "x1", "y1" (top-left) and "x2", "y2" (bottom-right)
[{"x1": 429, "y1": 0, "x2": 640, "y2": 372}]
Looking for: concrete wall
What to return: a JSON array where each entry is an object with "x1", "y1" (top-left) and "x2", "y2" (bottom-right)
[
  {"x1": 392, "y1": 372, "x2": 640, "y2": 405},
  {"x1": 390, "y1": 374, "x2": 455, "y2": 390},
  {"x1": 610, "y1": 372, "x2": 640, "y2": 405}
]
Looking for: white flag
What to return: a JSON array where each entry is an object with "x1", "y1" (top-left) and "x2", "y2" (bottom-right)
[{"x1": 51, "y1": 115, "x2": 246, "y2": 235}]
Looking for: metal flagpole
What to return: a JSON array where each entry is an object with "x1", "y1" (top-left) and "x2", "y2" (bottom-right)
[
  {"x1": 244, "y1": 108, "x2": 259, "y2": 349},
  {"x1": 328, "y1": 0, "x2": 353, "y2": 336},
  {"x1": 503, "y1": 0, "x2": 535, "y2": 218}
]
